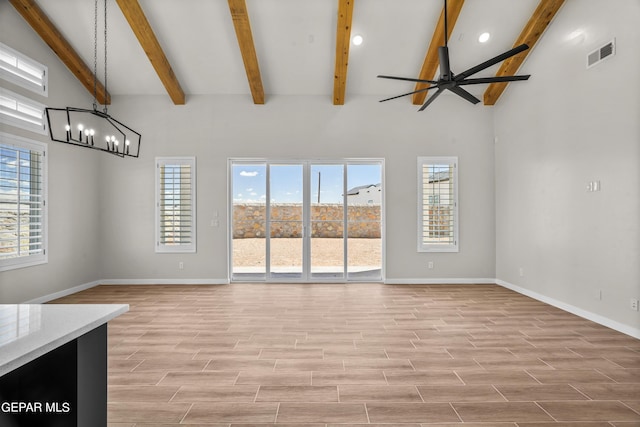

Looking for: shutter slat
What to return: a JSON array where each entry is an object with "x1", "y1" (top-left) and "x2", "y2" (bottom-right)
[{"x1": 157, "y1": 160, "x2": 195, "y2": 251}]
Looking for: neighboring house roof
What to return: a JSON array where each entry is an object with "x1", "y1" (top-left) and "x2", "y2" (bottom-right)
[
  {"x1": 346, "y1": 183, "x2": 381, "y2": 196},
  {"x1": 428, "y1": 171, "x2": 450, "y2": 183}
]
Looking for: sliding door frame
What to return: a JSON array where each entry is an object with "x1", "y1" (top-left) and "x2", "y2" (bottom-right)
[{"x1": 228, "y1": 158, "x2": 385, "y2": 283}]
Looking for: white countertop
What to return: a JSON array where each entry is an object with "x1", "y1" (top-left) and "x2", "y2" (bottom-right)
[{"x1": 0, "y1": 304, "x2": 129, "y2": 377}]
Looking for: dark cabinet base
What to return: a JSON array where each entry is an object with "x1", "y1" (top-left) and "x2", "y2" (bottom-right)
[{"x1": 0, "y1": 324, "x2": 107, "y2": 427}]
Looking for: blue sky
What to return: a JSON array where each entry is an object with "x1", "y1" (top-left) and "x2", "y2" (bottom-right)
[{"x1": 232, "y1": 163, "x2": 381, "y2": 203}]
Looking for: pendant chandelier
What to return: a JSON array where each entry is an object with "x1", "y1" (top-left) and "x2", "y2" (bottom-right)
[{"x1": 45, "y1": 0, "x2": 141, "y2": 158}]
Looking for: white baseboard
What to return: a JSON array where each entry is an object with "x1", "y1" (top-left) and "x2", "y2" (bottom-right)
[
  {"x1": 496, "y1": 279, "x2": 640, "y2": 340},
  {"x1": 23, "y1": 279, "x2": 227, "y2": 303},
  {"x1": 385, "y1": 278, "x2": 495, "y2": 285},
  {"x1": 99, "y1": 279, "x2": 229, "y2": 285},
  {"x1": 24, "y1": 280, "x2": 103, "y2": 304}
]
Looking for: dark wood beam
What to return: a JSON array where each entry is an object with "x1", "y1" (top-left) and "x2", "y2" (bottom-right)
[
  {"x1": 333, "y1": 0, "x2": 355, "y2": 105},
  {"x1": 115, "y1": 0, "x2": 185, "y2": 105},
  {"x1": 9, "y1": 0, "x2": 110, "y2": 104},
  {"x1": 483, "y1": 0, "x2": 565, "y2": 105},
  {"x1": 412, "y1": 0, "x2": 465, "y2": 105},
  {"x1": 228, "y1": 0, "x2": 265, "y2": 104}
]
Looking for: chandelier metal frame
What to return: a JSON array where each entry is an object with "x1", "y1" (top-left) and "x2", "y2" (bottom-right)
[{"x1": 45, "y1": 0, "x2": 141, "y2": 158}]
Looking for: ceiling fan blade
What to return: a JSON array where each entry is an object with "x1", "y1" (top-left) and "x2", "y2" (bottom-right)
[
  {"x1": 455, "y1": 44, "x2": 529, "y2": 80},
  {"x1": 457, "y1": 75, "x2": 531, "y2": 85},
  {"x1": 438, "y1": 46, "x2": 452, "y2": 80},
  {"x1": 377, "y1": 75, "x2": 439, "y2": 84},
  {"x1": 418, "y1": 87, "x2": 445, "y2": 111},
  {"x1": 378, "y1": 85, "x2": 440, "y2": 103},
  {"x1": 448, "y1": 85, "x2": 481, "y2": 104}
]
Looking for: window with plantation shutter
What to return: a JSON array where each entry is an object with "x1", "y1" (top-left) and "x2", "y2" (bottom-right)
[
  {"x1": 417, "y1": 157, "x2": 458, "y2": 252},
  {"x1": 0, "y1": 42, "x2": 48, "y2": 96},
  {"x1": 0, "y1": 88, "x2": 47, "y2": 135},
  {"x1": 155, "y1": 157, "x2": 196, "y2": 253},
  {"x1": 0, "y1": 132, "x2": 47, "y2": 271}
]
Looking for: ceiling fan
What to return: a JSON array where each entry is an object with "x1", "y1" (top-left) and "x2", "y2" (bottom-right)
[{"x1": 378, "y1": 0, "x2": 531, "y2": 111}]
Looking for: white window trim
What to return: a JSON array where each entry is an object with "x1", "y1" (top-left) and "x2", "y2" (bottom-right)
[
  {"x1": 0, "y1": 87, "x2": 47, "y2": 135},
  {"x1": 417, "y1": 156, "x2": 458, "y2": 253},
  {"x1": 0, "y1": 131, "x2": 48, "y2": 272},
  {"x1": 155, "y1": 157, "x2": 197, "y2": 253},
  {"x1": 0, "y1": 42, "x2": 48, "y2": 97}
]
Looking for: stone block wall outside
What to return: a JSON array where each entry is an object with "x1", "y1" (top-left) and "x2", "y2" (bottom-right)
[{"x1": 233, "y1": 203, "x2": 381, "y2": 239}]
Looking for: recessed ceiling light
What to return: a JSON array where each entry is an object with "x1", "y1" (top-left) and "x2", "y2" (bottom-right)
[
  {"x1": 478, "y1": 32, "x2": 491, "y2": 43},
  {"x1": 567, "y1": 29, "x2": 585, "y2": 43},
  {"x1": 352, "y1": 34, "x2": 363, "y2": 46}
]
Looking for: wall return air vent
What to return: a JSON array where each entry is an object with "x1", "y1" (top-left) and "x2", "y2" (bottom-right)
[{"x1": 587, "y1": 39, "x2": 615, "y2": 68}]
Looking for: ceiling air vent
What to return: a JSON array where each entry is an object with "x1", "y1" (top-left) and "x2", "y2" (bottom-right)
[{"x1": 587, "y1": 39, "x2": 615, "y2": 69}]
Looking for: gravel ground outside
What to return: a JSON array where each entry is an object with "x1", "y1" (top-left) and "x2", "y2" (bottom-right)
[{"x1": 232, "y1": 237, "x2": 381, "y2": 268}]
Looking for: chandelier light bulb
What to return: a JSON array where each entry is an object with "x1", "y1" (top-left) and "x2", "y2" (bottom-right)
[
  {"x1": 77, "y1": 124, "x2": 84, "y2": 131},
  {"x1": 65, "y1": 124, "x2": 71, "y2": 131}
]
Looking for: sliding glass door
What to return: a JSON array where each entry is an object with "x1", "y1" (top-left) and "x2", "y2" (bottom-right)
[
  {"x1": 230, "y1": 159, "x2": 383, "y2": 282},
  {"x1": 269, "y1": 164, "x2": 304, "y2": 279},
  {"x1": 310, "y1": 163, "x2": 345, "y2": 280},
  {"x1": 346, "y1": 164, "x2": 383, "y2": 280}
]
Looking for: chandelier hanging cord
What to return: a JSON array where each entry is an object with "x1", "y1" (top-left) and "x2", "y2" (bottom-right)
[
  {"x1": 92, "y1": 0, "x2": 98, "y2": 110},
  {"x1": 103, "y1": 0, "x2": 108, "y2": 114},
  {"x1": 92, "y1": 0, "x2": 109, "y2": 113}
]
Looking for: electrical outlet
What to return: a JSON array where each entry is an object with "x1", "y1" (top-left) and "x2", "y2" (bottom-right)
[
  {"x1": 428, "y1": 262, "x2": 434, "y2": 269},
  {"x1": 179, "y1": 261, "x2": 184, "y2": 270},
  {"x1": 631, "y1": 299, "x2": 639, "y2": 311}
]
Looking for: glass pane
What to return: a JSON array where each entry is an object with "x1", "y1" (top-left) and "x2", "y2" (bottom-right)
[
  {"x1": 0, "y1": 145, "x2": 44, "y2": 260},
  {"x1": 232, "y1": 163, "x2": 267, "y2": 279},
  {"x1": 421, "y1": 162, "x2": 455, "y2": 247},
  {"x1": 310, "y1": 164, "x2": 344, "y2": 279},
  {"x1": 269, "y1": 164, "x2": 303, "y2": 278},
  {"x1": 347, "y1": 164, "x2": 382, "y2": 280},
  {"x1": 160, "y1": 164, "x2": 192, "y2": 245}
]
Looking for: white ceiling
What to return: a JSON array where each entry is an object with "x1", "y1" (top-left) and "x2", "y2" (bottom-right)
[{"x1": 35, "y1": 0, "x2": 543, "y2": 102}]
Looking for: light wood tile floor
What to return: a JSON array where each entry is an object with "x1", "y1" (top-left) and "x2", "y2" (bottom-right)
[{"x1": 52, "y1": 283, "x2": 640, "y2": 426}]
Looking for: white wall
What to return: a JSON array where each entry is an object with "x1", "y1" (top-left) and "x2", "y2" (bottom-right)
[
  {"x1": 2, "y1": 1, "x2": 496, "y2": 300},
  {"x1": 494, "y1": 0, "x2": 640, "y2": 333},
  {"x1": 99, "y1": 94, "x2": 496, "y2": 283},
  {"x1": 0, "y1": 3, "x2": 103, "y2": 303}
]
